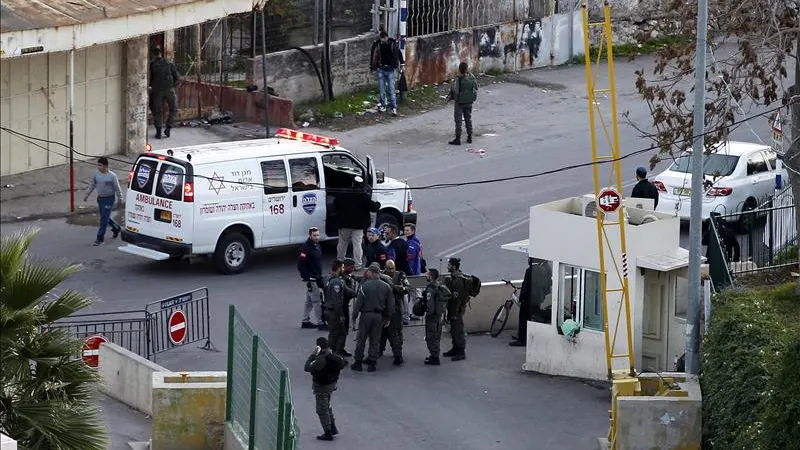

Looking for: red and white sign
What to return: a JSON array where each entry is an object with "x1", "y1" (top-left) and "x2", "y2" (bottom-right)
[
  {"x1": 597, "y1": 188, "x2": 622, "y2": 213},
  {"x1": 168, "y1": 310, "x2": 188, "y2": 345},
  {"x1": 82, "y1": 335, "x2": 108, "y2": 367}
]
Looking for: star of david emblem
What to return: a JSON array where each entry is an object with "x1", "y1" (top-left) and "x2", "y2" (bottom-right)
[{"x1": 208, "y1": 172, "x2": 226, "y2": 195}]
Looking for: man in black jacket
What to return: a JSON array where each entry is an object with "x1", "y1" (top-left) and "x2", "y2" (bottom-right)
[
  {"x1": 384, "y1": 224, "x2": 411, "y2": 275},
  {"x1": 631, "y1": 166, "x2": 660, "y2": 209},
  {"x1": 298, "y1": 227, "x2": 325, "y2": 329},
  {"x1": 369, "y1": 31, "x2": 404, "y2": 115},
  {"x1": 304, "y1": 337, "x2": 348, "y2": 441},
  {"x1": 364, "y1": 227, "x2": 389, "y2": 269},
  {"x1": 149, "y1": 47, "x2": 180, "y2": 139},
  {"x1": 334, "y1": 176, "x2": 380, "y2": 270}
]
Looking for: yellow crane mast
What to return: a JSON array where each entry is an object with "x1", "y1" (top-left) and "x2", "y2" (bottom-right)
[{"x1": 580, "y1": 1, "x2": 638, "y2": 448}]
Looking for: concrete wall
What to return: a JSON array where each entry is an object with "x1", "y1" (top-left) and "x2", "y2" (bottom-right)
[
  {"x1": 523, "y1": 197, "x2": 683, "y2": 380},
  {"x1": 405, "y1": 11, "x2": 581, "y2": 88},
  {"x1": 254, "y1": 33, "x2": 376, "y2": 105},
  {"x1": 98, "y1": 342, "x2": 169, "y2": 416},
  {"x1": 251, "y1": 10, "x2": 583, "y2": 104},
  {"x1": 463, "y1": 280, "x2": 522, "y2": 334},
  {"x1": 152, "y1": 372, "x2": 227, "y2": 450},
  {"x1": 1, "y1": 433, "x2": 18, "y2": 450},
  {"x1": 616, "y1": 373, "x2": 702, "y2": 450}
]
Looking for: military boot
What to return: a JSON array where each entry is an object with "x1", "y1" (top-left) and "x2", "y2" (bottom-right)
[
  {"x1": 448, "y1": 137, "x2": 461, "y2": 145},
  {"x1": 451, "y1": 353, "x2": 466, "y2": 361},
  {"x1": 164, "y1": 126, "x2": 171, "y2": 138},
  {"x1": 424, "y1": 356, "x2": 441, "y2": 365},
  {"x1": 317, "y1": 429, "x2": 334, "y2": 441},
  {"x1": 330, "y1": 418, "x2": 339, "y2": 435},
  {"x1": 155, "y1": 127, "x2": 162, "y2": 139},
  {"x1": 442, "y1": 348, "x2": 457, "y2": 357},
  {"x1": 340, "y1": 349, "x2": 353, "y2": 357},
  {"x1": 393, "y1": 355, "x2": 404, "y2": 366},
  {"x1": 351, "y1": 360, "x2": 363, "y2": 372},
  {"x1": 366, "y1": 360, "x2": 377, "y2": 372},
  {"x1": 467, "y1": 134, "x2": 473, "y2": 144}
]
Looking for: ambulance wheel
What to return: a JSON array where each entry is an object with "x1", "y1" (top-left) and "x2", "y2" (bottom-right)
[
  {"x1": 214, "y1": 232, "x2": 251, "y2": 274},
  {"x1": 376, "y1": 212, "x2": 400, "y2": 234}
]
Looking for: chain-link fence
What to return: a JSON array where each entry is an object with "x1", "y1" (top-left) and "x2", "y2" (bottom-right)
[
  {"x1": 173, "y1": 17, "x2": 251, "y2": 88},
  {"x1": 226, "y1": 305, "x2": 300, "y2": 450}
]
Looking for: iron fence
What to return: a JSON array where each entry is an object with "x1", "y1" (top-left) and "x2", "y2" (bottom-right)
[
  {"x1": 47, "y1": 310, "x2": 151, "y2": 359},
  {"x1": 145, "y1": 288, "x2": 214, "y2": 359},
  {"x1": 226, "y1": 305, "x2": 300, "y2": 450},
  {"x1": 407, "y1": 0, "x2": 551, "y2": 37},
  {"x1": 707, "y1": 188, "x2": 797, "y2": 288}
]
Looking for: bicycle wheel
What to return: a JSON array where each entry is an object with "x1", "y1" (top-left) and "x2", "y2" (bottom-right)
[{"x1": 490, "y1": 303, "x2": 510, "y2": 338}]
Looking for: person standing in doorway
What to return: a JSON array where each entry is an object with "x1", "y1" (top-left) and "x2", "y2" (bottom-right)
[
  {"x1": 631, "y1": 166, "x2": 660, "y2": 209},
  {"x1": 334, "y1": 176, "x2": 380, "y2": 269},
  {"x1": 351, "y1": 264, "x2": 393, "y2": 372},
  {"x1": 149, "y1": 47, "x2": 180, "y2": 139},
  {"x1": 447, "y1": 62, "x2": 478, "y2": 145},
  {"x1": 84, "y1": 157, "x2": 123, "y2": 246},
  {"x1": 304, "y1": 337, "x2": 348, "y2": 441},
  {"x1": 370, "y1": 31, "x2": 404, "y2": 116},
  {"x1": 298, "y1": 227, "x2": 325, "y2": 330}
]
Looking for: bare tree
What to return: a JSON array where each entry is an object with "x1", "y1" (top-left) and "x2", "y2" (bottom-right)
[{"x1": 628, "y1": 0, "x2": 799, "y2": 236}]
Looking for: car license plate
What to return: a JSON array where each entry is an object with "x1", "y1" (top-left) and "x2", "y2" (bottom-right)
[
  {"x1": 673, "y1": 187, "x2": 691, "y2": 196},
  {"x1": 159, "y1": 210, "x2": 172, "y2": 221}
]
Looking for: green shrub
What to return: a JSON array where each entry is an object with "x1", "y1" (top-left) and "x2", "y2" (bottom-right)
[
  {"x1": 773, "y1": 244, "x2": 798, "y2": 265},
  {"x1": 701, "y1": 284, "x2": 800, "y2": 450}
]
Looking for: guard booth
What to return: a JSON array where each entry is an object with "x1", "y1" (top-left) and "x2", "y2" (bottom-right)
[{"x1": 502, "y1": 195, "x2": 692, "y2": 381}]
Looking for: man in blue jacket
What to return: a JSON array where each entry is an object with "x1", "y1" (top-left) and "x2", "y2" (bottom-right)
[
  {"x1": 298, "y1": 227, "x2": 325, "y2": 329},
  {"x1": 403, "y1": 223, "x2": 423, "y2": 276}
]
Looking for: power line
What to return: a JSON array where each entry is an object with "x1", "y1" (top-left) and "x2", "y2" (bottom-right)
[{"x1": 0, "y1": 99, "x2": 795, "y2": 193}]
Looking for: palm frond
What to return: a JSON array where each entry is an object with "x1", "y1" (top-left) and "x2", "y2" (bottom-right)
[
  {"x1": 0, "y1": 260, "x2": 81, "y2": 312},
  {"x1": 0, "y1": 228, "x2": 39, "y2": 283},
  {"x1": 40, "y1": 289, "x2": 96, "y2": 323}
]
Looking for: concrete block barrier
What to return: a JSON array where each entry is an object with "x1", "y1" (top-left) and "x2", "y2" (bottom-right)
[
  {"x1": 1, "y1": 433, "x2": 18, "y2": 450},
  {"x1": 462, "y1": 280, "x2": 523, "y2": 335},
  {"x1": 99, "y1": 342, "x2": 169, "y2": 416}
]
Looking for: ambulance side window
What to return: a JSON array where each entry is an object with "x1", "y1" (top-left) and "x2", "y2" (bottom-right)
[
  {"x1": 131, "y1": 159, "x2": 158, "y2": 194},
  {"x1": 155, "y1": 163, "x2": 185, "y2": 201},
  {"x1": 261, "y1": 160, "x2": 288, "y2": 195},
  {"x1": 288, "y1": 157, "x2": 320, "y2": 192}
]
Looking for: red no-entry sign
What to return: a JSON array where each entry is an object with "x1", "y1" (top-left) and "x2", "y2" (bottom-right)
[
  {"x1": 168, "y1": 310, "x2": 188, "y2": 345},
  {"x1": 597, "y1": 188, "x2": 622, "y2": 213},
  {"x1": 82, "y1": 335, "x2": 108, "y2": 367}
]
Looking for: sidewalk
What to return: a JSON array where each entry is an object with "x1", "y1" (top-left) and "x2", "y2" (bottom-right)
[{"x1": 99, "y1": 394, "x2": 151, "y2": 450}]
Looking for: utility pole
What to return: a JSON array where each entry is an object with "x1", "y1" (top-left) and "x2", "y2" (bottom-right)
[
  {"x1": 260, "y1": 7, "x2": 270, "y2": 138},
  {"x1": 685, "y1": 0, "x2": 708, "y2": 375}
]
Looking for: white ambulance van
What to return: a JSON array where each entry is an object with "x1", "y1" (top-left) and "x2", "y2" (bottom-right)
[{"x1": 119, "y1": 128, "x2": 416, "y2": 274}]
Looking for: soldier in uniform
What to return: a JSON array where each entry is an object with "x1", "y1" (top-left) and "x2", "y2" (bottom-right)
[
  {"x1": 148, "y1": 47, "x2": 180, "y2": 139},
  {"x1": 443, "y1": 257, "x2": 473, "y2": 361},
  {"x1": 351, "y1": 264, "x2": 393, "y2": 372},
  {"x1": 378, "y1": 260, "x2": 408, "y2": 366},
  {"x1": 304, "y1": 337, "x2": 348, "y2": 441},
  {"x1": 324, "y1": 260, "x2": 357, "y2": 359},
  {"x1": 423, "y1": 269, "x2": 451, "y2": 366},
  {"x1": 340, "y1": 258, "x2": 361, "y2": 356}
]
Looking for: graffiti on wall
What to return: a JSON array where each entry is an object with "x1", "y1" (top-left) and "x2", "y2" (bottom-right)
[
  {"x1": 407, "y1": 30, "x2": 475, "y2": 86},
  {"x1": 477, "y1": 29, "x2": 501, "y2": 58},
  {"x1": 503, "y1": 19, "x2": 543, "y2": 66}
]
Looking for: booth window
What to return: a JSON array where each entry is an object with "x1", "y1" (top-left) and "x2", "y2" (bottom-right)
[
  {"x1": 529, "y1": 258, "x2": 553, "y2": 324},
  {"x1": 674, "y1": 275, "x2": 688, "y2": 319},
  {"x1": 558, "y1": 264, "x2": 604, "y2": 331}
]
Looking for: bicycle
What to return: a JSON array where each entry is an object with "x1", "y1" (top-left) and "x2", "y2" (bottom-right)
[{"x1": 489, "y1": 279, "x2": 520, "y2": 338}]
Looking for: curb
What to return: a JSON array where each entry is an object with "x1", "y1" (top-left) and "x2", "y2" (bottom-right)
[{"x1": 0, "y1": 206, "x2": 124, "y2": 224}]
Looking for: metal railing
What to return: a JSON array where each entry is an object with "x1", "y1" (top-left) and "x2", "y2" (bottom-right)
[
  {"x1": 707, "y1": 188, "x2": 797, "y2": 288},
  {"x1": 47, "y1": 310, "x2": 151, "y2": 358},
  {"x1": 226, "y1": 305, "x2": 300, "y2": 450},
  {"x1": 406, "y1": 0, "x2": 550, "y2": 37}
]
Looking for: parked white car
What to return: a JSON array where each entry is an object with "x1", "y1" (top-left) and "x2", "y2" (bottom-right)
[{"x1": 653, "y1": 141, "x2": 786, "y2": 226}]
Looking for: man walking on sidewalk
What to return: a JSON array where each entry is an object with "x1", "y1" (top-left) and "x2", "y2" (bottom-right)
[
  {"x1": 84, "y1": 157, "x2": 122, "y2": 246},
  {"x1": 370, "y1": 31, "x2": 404, "y2": 116},
  {"x1": 447, "y1": 62, "x2": 478, "y2": 145}
]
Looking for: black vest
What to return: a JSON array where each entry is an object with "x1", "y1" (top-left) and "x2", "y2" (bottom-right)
[{"x1": 312, "y1": 353, "x2": 345, "y2": 385}]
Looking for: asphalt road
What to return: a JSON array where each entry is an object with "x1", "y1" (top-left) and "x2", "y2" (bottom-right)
[{"x1": 2, "y1": 55, "x2": 781, "y2": 449}]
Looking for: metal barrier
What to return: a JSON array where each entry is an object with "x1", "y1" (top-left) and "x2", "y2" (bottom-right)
[
  {"x1": 52, "y1": 287, "x2": 215, "y2": 363},
  {"x1": 145, "y1": 287, "x2": 215, "y2": 359},
  {"x1": 48, "y1": 310, "x2": 152, "y2": 359}
]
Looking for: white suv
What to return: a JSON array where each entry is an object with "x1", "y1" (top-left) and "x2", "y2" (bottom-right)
[{"x1": 653, "y1": 141, "x2": 786, "y2": 226}]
